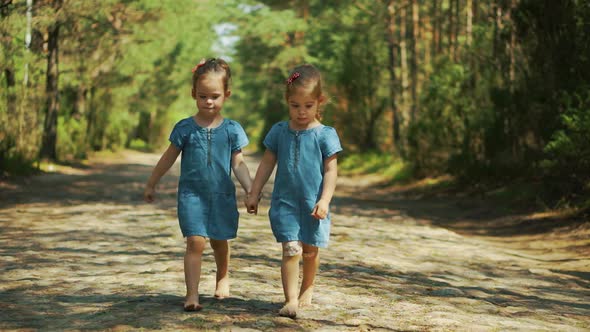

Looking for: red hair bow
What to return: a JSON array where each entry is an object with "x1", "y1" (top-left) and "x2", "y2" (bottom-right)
[{"x1": 286, "y1": 72, "x2": 300, "y2": 85}]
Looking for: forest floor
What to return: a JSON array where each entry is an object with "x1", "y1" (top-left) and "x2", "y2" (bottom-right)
[{"x1": 0, "y1": 150, "x2": 589, "y2": 332}]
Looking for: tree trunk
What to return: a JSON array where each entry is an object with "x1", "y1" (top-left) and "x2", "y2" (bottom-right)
[
  {"x1": 410, "y1": 0, "x2": 419, "y2": 123},
  {"x1": 294, "y1": 0, "x2": 308, "y2": 48},
  {"x1": 448, "y1": 0, "x2": 455, "y2": 59},
  {"x1": 431, "y1": 0, "x2": 438, "y2": 56},
  {"x1": 493, "y1": 2, "x2": 503, "y2": 59},
  {"x1": 23, "y1": 0, "x2": 32, "y2": 86},
  {"x1": 386, "y1": 0, "x2": 403, "y2": 155},
  {"x1": 400, "y1": 2, "x2": 409, "y2": 126},
  {"x1": 508, "y1": 0, "x2": 518, "y2": 159},
  {"x1": 467, "y1": 0, "x2": 477, "y2": 89},
  {"x1": 508, "y1": 0, "x2": 516, "y2": 93},
  {"x1": 466, "y1": 0, "x2": 473, "y2": 47},
  {"x1": 422, "y1": 4, "x2": 430, "y2": 68},
  {"x1": 40, "y1": 21, "x2": 61, "y2": 161},
  {"x1": 4, "y1": 68, "x2": 16, "y2": 112},
  {"x1": 433, "y1": 0, "x2": 442, "y2": 55},
  {"x1": 454, "y1": 0, "x2": 461, "y2": 61},
  {"x1": 1, "y1": 2, "x2": 16, "y2": 128},
  {"x1": 74, "y1": 86, "x2": 87, "y2": 118},
  {"x1": 86, "y1": 86, "x2": 96, "y2": 147}
]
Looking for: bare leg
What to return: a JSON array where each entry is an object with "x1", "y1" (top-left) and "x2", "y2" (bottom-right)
[
  {"x1": 210, "y1": 238, "x2": 230, "y2": 299},
  {"x1": 299, "y1": 244, "x2": 319, "y2": 306},
  {"x1": 184, "y1": 236, "x2": 206, "y2": 311},
  {"x1": 279, "y1": 242, "x2": 301, "y2": 318}
]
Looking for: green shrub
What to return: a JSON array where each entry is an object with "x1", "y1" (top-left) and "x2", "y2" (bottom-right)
[
  {"x1": 340, "y1": 151, "x2": 412, "y2": 183},
  {"x1": 57, "y1": 116, "x2": 88, "y2": 160},
  {"x1": 542, "y1": 89, "x2": 590, "y2": 193},
  {"x1": 129, "y1": 138, "x2": 150, "y2": 151}
]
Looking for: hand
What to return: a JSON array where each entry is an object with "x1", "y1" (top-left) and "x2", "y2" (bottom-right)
[
  {"x1": 245, "y1": 192, "x2": 260, "y2": 214},
  {"x1": 311, "y1": 199, "x2": 329, "y2": 220},
  {"x1": 144, "y1": 186, "x2": 155, "y2": 203}
]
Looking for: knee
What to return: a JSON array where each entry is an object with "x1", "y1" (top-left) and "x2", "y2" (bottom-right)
[
  {"x1": 282, "y1": 241, "x2": 303, "y2": 257},
  {"x1": 186, "y1": 236, "x2": 206, "y2": 254},
  {"x1": 210, "y1": 239, "x2": 228, "y2": 252},
  {"x1": 302, "y1": 247, "x2": 318, "y2": 259}
]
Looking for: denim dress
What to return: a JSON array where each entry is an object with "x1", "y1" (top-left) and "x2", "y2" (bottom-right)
[
  {"x1": 263, "y1": 121, "x2": 342, "y2": 248},
  {"x1": 169, "y1": 117, "x2": 249, "y2": 239}
]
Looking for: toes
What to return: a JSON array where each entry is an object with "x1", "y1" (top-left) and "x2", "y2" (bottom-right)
[
  {"x1": 279, "y1": 304, "x2": 297, "y2": 319},
  {"x1": 215, "y1": 293, "x2": 229, "y2": 300},
  {"x1": 183, "y1": 303, "x2": 203, "y2": 312}
]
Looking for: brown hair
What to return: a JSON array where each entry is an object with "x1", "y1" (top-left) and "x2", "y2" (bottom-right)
[
  {"x1": 191, "y1": 58, "x2": 232, "y2": 91},
  {"x1": 285, "y1": 64, "x2": 324, "y2": 120}
]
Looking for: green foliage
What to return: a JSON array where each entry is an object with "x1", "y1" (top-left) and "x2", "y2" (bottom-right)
[
  {"x1": 340, "y1": 151, "x2": 412, "y2": 183},
  {"x1": 542, "y1": 89, "x2": 590, "y2": 191},
  {"x1": 408, "y1": 60, "x2": 475, "y2": 175},
  {"x1": 0, "y1": 0, "x2": 227, "y2": 169},
  {"x1": 130, "y1": 42, "x2": 183, "y2": 148},
  {"x1": 329, "y1": 3, "x2": 390, "y2": 151},
  {"x1": 231, "y1": 2, "x2": 310, "y2": 150},
  {"x1": 104, "y1": 111, "x2": 136, "y2": 151},
  {"x1": 129, "y1": 138, "x2": 150, "y2": 152},
  {"x1": 57, "y1": 116, "x2": 87, "y2": 160},
  {"x1": 0, "y1": 153, "x2": 39, "y2": 176},
  {"x1": 1, "y1": 0, "x2": 589, "y2": 208}
]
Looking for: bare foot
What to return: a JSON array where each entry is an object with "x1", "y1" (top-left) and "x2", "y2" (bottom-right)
[
  {"x1": 279, "y1": 301, "x2": 298, "y2": 319},
  {"x1": 214, "y1": 276, "x2": 230, "y2": 299},
  {"x1": 183, "y1": 303, "x2": 203, "y2": 312},
  {"x1": 298, "y1": 289, "x2": 313, "y2": 307},
  {"x1": 184, "y1": 294, "x2": 202, "y2": 312}
]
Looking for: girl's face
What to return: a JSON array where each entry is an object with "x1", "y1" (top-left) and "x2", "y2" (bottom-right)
[
  {"x1": 191, "y1": 72, "x2": 230, "y2": 118},
  {"x1": 287, "y1": 88, "x2": 324, "y2": 130}
]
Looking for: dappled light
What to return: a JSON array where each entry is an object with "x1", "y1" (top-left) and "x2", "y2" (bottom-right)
[
  {"x1": 1, "y1": 0, "x2": 589, "y2": 330},
  {"x1": 1, "y1": 151, "x2": 588, "y2": 330}
]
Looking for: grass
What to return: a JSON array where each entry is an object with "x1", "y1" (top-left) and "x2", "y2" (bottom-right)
[
  {"x1": 339, "y1": 151, "x2": 413, "y2": 183},
  {"x1": 338, "y1": 151, "x2": 590, "y2": 216},
  {"x1": 0, "y1": 154, "x2": 40, "y2": 177},
  {"x1": 128, "y1": 138, "x2": 153, "y2": 152}
]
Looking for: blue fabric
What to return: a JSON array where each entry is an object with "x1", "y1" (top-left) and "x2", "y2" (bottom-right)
[
  {"x1": 169, "y1": 117, "x2": 249, "y2": 239},
  {"x1": 263, "y1": 121, "x2": 342, "y2": 248}
]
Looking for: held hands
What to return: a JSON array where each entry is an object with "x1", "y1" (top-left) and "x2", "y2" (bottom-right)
[
  {"x1": 311, "y1": 199, "x2": 329, "y2": 220},
  {"x1": 245, "y1": 192, "x2": 261, "y2": 215},
  {"x1": 143, "y1": 186, "x2": 156, "y2": 203}
]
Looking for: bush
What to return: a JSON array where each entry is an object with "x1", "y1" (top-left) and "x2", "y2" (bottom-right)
[
  {"x1": 129, "y1": 138, "x2": 150, "y2": 151},
  {"x1": 541, "y1": 89, "x2": 590, "y2": 193},
  {"x1": 339, "y1": 151, "x2": 412, "y2": 183},
  {"x1": 57, "y1": 116, "x2": 88, "y2": 160}
]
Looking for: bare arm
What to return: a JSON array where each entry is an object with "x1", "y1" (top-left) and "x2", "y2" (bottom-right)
[
  {"x1": 311, "y1": 154, "x2": 338, "y2": 219},
  {"x1": 245, "y1": 149, "x2": 277, "y2": 214},
  {"x1": 144, "y1": 144, "x2": 181, "y2": 202},
  {"x1": 231, "y1": 150, "x2": 252, "y2": 194}
]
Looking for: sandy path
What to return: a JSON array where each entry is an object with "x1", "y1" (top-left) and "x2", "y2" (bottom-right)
[{"x1": 0, "y1": 150, "x2": 588, "y2": 331}]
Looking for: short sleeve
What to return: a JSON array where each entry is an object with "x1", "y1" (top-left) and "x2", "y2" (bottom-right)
[
  {"x1": 320, "y1": 126, "x2": 342, "y2": 159},
  {"x1": 229, "y1": 121, "x2": 249, "y2": 152},
  {"x1": 169, "y1": 119, "x2": 190, "y2": 149},
  {"x1": 263, "y1": 122, "x2": 282, "y2": 154}
]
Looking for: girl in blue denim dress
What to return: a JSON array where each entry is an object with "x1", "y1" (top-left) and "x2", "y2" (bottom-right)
[
  {"x1": 246, "y1": 64, "x2": 342, "y2": 318},
  {"x1": 144, "y1": 58, "x2": 253, "y2": 312}
]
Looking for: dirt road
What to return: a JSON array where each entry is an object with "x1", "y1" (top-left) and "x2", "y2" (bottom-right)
[{"x1": 1, "y1": 151, "x2": 588, "y2": 331}]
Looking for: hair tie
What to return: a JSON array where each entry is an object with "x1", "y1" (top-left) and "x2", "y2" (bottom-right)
[
  {"x1": 286, "y1": 72, "x2": 300, "y2": 85},
  {"x1": 191, "y1": 58, "x2": 207, "y2": 73}
]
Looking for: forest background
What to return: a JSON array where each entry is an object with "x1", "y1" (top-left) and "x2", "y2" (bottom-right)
[{"x1": 1, "y1": 0, "x2": 589, "y2": 212}]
